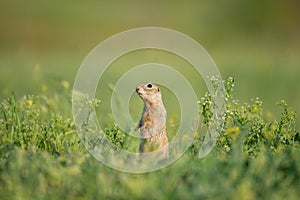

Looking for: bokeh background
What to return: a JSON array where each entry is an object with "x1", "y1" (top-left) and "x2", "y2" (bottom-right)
[{"x1": 1, "y1": 0, "x2": 299, "y2": 126}]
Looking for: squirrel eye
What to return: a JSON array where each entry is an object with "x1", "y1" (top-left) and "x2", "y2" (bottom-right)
[{"x1": 147, "y1": 83, "x2": 152, "y2": 88}]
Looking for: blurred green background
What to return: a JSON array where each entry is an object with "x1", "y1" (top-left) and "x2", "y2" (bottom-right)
[{"x1": 0, "y1": 0, "x2": 299, "y2": 125}]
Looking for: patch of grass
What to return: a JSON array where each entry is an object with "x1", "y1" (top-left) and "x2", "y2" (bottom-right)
[
  {"x1": 0, "y1": 77, "x2": 299, "y2": 199},
  {"x1": 194, "y1": 77, "x2": 299, "y2": 158}
]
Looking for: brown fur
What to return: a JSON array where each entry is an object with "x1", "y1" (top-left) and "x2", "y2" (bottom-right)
[{"x1": 135, "y1": 82, "x2": 169, "y2": 160}]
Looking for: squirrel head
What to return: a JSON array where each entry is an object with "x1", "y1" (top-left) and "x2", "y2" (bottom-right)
[{"x1": 136, "y1": 82, "x2": 162, "y2": 106}]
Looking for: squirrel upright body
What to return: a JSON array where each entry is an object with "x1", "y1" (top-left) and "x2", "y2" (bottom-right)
[{"x1": 135, "y1": 82, "x2": 169, "y2": 160}]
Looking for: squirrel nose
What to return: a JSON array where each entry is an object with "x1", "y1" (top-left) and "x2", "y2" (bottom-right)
[{"x1": 136, "y1": 87, "x2": 140, "y2": 92}]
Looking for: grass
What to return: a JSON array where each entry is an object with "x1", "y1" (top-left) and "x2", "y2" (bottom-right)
[{"x1": 0, "y1": 77, "x2": 299, "y2": 199}]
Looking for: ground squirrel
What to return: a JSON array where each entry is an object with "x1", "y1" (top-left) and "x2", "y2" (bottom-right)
[{"x1": 135, "y1": 82, "x2": 169, "y2": 160}]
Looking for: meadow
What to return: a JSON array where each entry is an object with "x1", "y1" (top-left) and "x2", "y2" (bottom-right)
[
  {"x1": 0, "y1": 77, "x2": 299, "y2": 199},
  {"x1": 1, "y1": 1, "x2": 300, "y2": 199}
]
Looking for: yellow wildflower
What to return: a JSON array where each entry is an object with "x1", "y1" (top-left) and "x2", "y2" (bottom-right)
[
  {"x1": 61, "y1": 80, "x2": 70, "y2": 89},
  {"x1": 194, "y1": 132, "x2": 200, "y2": 139},
  {"x1": 27, "y1": 99, "x2": 33, "y2": 106},
  {"x1": 224, "y1": 126, "x2": 240, "y2": 136},
  {"x1": 251, "y1": 106, "x2": 258, "y2": 114}
]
